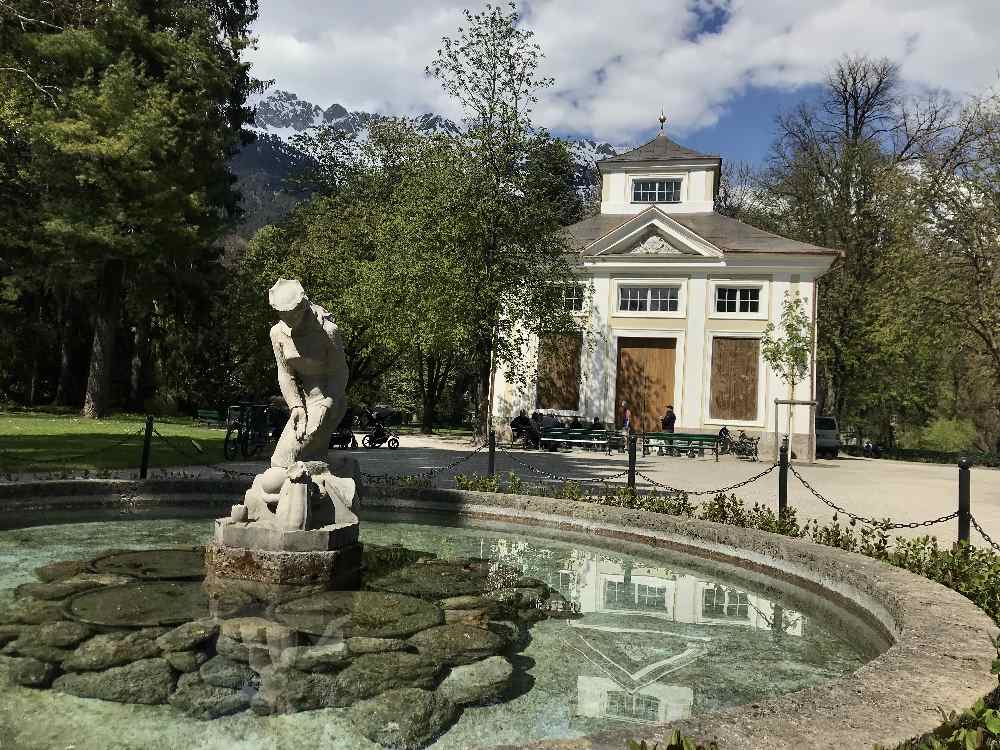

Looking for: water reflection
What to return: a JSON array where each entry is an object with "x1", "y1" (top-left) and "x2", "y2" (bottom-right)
[{"x1": 487, "y1": 538, "x2": 806, "y2": 725}]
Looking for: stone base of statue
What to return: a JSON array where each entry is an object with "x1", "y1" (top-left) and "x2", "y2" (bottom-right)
[{"x1": 206, "y1": 456, "x2": 363, "y2": 588}]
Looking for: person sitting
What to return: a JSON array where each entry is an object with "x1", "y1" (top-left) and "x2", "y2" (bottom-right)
[
  {"x1": 592, "y1": 416, "x2": 604, "y2": 429},
  {"x1": 510, "y1": 409, "x2": 539, "y2": 448},
  {"x1": 569, "y1": 415, "x2": 582, "y2": 429}
]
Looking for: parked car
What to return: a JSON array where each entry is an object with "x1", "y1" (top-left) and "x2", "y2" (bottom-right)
[{"x1": 815, "y1": 416, "x2": 841, "y2": 458}]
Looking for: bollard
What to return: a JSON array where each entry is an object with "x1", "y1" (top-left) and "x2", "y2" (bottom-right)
[
  {"x1": 140, "y1": 414, "x2": 154, "y2": 479},
  {"x1": 488, "y1": 429, "x2": 496, "y2": 477},
  {"x1": 627, "y1": 434, "x2": 637, "y2": 489},
  {"x1": 778, "y1": 437, "x2": 789, "y2": 518},
  {"x1": 958, "y1": 457, "x2": 971, "y2": 544}
]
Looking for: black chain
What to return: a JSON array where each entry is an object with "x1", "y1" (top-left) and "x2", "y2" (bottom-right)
[
  {"x1": 636, "y1": 464, "x2": 777, "y2": 496},
  {"x1": 152, "y1": 429, "x2": 209, "y2": 464},
  {"x1": 790, "y1": 464, "x2": 958, "y2": 529},
  {"x1": 970, "y1": 515, "x2": 1000, "y2": 552},
  {"x1": 497, "y1": 445, "x2": 629, "y2": 485},
  {"x1": 362, "y1": 441, "x2": 488, "y2": 484}
]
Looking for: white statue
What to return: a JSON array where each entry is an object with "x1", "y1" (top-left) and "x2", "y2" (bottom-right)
[{"x1": 224, "y1": 279, "x2": 358, "y2": 547}]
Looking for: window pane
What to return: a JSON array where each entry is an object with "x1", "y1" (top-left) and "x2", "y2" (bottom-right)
[
  {"x1": 633, "y1": 179, "x2": 682, "y2": 203},
  {"x1": 649, "y1": 286, "x2": 679, "y2": 312}
]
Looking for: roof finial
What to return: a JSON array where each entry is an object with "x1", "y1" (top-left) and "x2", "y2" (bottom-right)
[{"x1": 658, "y1": 109, "x2": 667, "y2": 132}]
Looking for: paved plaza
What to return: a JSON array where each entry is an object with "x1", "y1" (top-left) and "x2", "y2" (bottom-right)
[
  {"x1": 7, "y1": 433, "x2": 997, "y2": 546},
  {"x1": 145, "y1": 433, "x2": 1000, "y2": 547}
]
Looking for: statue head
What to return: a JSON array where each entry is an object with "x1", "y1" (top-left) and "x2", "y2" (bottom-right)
[{"x1": 269, "y1": 278, "x2": 308, "y2": 329}]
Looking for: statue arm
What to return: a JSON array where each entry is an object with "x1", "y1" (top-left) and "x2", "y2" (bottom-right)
[{"x1": 270, "y1": 327, "x2": 305, "y2": 409}]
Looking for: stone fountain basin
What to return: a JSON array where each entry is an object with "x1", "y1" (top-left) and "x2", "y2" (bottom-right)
[{"x1": 0, "y1": 478, "x2": 996, "y2": 750}]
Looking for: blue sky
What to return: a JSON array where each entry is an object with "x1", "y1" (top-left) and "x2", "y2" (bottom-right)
[{"x1": 248, "y1": 0, "x2": 999, "y2": 164}]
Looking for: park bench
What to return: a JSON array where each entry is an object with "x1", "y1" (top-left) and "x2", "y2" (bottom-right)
[
  {"x1": 539, "y1": 427, "x2": 626, "y2": 454},
  {"x1": 196, "y1": 408, "x2": 224, "y2": 429},
  {"x1": 642, "y1": 432, "x2": 721, "y2": 461}
]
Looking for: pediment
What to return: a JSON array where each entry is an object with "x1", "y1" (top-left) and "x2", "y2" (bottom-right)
[{"x1": 585, "y1": 207, "x2": 724, "y2": 259}]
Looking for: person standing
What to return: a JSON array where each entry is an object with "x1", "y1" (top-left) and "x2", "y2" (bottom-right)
[
  {"x1": 620, "y1": 400, "x2": 632, "y2": 433},
  {"x1": 660, "y1": 405, "x2": 676, "y2": 433}
]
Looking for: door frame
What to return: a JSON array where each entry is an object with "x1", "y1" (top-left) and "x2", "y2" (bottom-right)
[{"x1": 610, "y1": 329, "x2": 686, "y2": 428}]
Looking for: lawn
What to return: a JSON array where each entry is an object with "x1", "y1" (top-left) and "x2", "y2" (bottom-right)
[{"x1": 0, "y1": 410, "x2": 226, "y2": 474}]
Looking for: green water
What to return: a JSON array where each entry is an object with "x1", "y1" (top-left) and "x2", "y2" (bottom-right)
[{"x1": 0, "y1": 517, "x2": 869, "y2": 750}]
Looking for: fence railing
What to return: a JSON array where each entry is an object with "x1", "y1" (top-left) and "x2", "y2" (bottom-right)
[{"x1": 5, "y1": 417, "x2": 991, "y2": 553}]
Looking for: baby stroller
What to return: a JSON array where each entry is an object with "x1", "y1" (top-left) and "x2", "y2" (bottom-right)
[
  {"x1": 362, "y1": 407, "x2": 399, "y2": 449},
  {"x1": 329, "y1": 408, "x2": 358, "y2": 449}
]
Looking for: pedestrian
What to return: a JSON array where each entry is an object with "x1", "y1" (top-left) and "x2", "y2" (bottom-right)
[
  {"x1": 620, "y1": 400, "x2": 632, "y2": 433},
  {"x1": 660, "y1": 405, "x2": 676, "y2": 433}
]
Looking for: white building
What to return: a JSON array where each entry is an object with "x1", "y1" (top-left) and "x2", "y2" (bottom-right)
[{"x1": 493, "y1": 126, "x2": 838, "y2": 460}]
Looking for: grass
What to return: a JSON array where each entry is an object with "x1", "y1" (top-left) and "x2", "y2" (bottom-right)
[{"x1": 0, "y1": 409, "x2": 226, "y2": 473}]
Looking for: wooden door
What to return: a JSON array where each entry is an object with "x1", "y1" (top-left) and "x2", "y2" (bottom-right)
[
  {"x1": 615, "y1": 338, "x2": 676, "y2": 432},
  {"x1": 709, "y1": 337, "x2": 760, "y2": 421}
]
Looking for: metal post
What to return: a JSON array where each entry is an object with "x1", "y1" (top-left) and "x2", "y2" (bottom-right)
[
  {"x1": 778, "y1": 437, "x2": 789, "y2": 518},
  {"x1": 627, "y1": 434, "x2": 637, "y2": 489},
  {"x1": 140, "y1": 415, "x2": 154, "y2": 479},
  {"x1": 958, "y1": 457, "x2": 971, "y2": 545},
  {"x1": 488, "y1": 430, "x2": 496, "y2": 477}
]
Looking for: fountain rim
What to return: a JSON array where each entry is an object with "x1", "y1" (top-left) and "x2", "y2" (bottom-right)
[{"x1": 0, "y1": 477, "x2": 996, "y2": 750}]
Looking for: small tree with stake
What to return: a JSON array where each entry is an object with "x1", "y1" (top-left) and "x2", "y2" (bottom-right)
[{"x1": 761, "y1": 292, "x2": 815, "y2": 445}]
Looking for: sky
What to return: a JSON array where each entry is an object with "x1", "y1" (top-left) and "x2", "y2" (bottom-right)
[{"x1": 246, "y1": 0, "x2": 1000, "y2": 163}]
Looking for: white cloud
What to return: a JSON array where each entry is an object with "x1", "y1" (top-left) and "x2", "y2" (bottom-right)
[{"x1": 247, "y1": 0, "x2": 1000, "y2": 143}]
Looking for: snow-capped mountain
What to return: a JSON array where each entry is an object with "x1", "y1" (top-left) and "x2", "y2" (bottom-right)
[
  {"x1": 229, "y1": 90, "x2": 619, "y2": 238},
  {"x1": 252, "y1": 90, "x2": 462, "y2": 141}
]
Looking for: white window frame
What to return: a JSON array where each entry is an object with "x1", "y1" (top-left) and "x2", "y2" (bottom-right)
[
  {"x1": 701, "y1": 331, "x2": 766, "y2": 429},
  {"x1": 629, "y1": 174, "x2": 686, "y2": 207},
  {"x1": 631, "y1": 178, "x2": 682, "y2": 204},
  {"x1": 612, "y1": 278, "x2": 687, "y2": 319},
  {"x1": 707, "y1": 278, "x2": 769, "y2": 321},
  {"x1": 562, "y1": 284, "x2": 585, "y2": 312}
]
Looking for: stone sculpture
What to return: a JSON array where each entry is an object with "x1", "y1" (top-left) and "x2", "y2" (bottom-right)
[{"x1": 209, "y1": 279, "x2": 362, "y2": 585}]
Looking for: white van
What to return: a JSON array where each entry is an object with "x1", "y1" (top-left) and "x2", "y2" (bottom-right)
[{"x1": 815, "y1": 416, "x2": 840, "y2": 458}]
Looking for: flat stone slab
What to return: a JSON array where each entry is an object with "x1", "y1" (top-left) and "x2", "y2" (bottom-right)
[
  {"x1": 205, "y1": 542, "x2": 363, "y2": 587},
  {"x1": 366, "y1": 559, "x2": 491, "y2": 601},
  {"x1": 89, "y1": 548, "x2": 205, "y2": 579},
  {"x1": 64, "y1": 581, "x2": 253, "y2": 627},
  {"x1": 270, "y1": 590, "x2": 443, "y2": 639}
]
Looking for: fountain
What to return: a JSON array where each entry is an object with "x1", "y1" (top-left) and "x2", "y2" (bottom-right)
[{"x1": 0, "y1": 283, "x2": 992, "y2": 749}]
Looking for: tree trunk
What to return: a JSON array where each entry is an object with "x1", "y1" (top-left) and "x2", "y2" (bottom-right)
[
  {"x1": 82, "y1": 259, "x2": 125, "y2": 419},
  {"x1": 128, "y1": 306, "x2": 153, "y2": 411}
]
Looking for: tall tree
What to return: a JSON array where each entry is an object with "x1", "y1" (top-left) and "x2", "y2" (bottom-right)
[
  {"x1": 766, "y1": 55, "x2": 975, "y2": 429},
  {"x1": 427, "y1": 3, "x2": 584, "y2": 433},
  {"x1": 0, "y1": 0, "x2": 261, "y2": 417}
]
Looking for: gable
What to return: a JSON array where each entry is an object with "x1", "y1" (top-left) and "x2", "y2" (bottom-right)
[{"x1": 584, "y1": 207, "x2": 724, "y2": 259}]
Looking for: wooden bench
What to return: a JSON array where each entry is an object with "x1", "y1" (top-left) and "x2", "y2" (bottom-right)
[
  {"x1": 643, "y1": 432, "x2": 720, "y2": 461},
  {"x1": 540, "y1": 428, "x2": 625, "y2": 454},
  {"x1": 196, "y1": 408, "x2": 225, "y2": 429}
]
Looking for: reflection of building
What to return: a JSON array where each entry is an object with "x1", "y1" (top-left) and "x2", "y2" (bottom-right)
[
  {"x1": 554, "y1": 553, "x2": 803, "y2": 634},
  {"x1": 577, "y1": 678, "x2": 693, "y2": 723},
  {"x1": 548, "y1": 552, "x2": 803, "y2": 725}
]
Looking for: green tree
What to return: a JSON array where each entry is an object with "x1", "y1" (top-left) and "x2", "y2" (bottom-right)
[
  {"x1": 765, "y1": 54, "x2": 975, "y2": 433},
  {"x1": 0, "y1": 0, "x2": 260, "y2": 417},
  {"x1": 761, "y1": 292, "x2": 814, "y2": 440},
  {"x1": 427, "y1": 3, "x2": 585, "y2": 433}
]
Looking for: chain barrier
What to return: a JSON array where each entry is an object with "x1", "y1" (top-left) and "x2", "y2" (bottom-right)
[
  {"x1": 0, "y1": 428, "x2": 145, "y2": 467},
  {"x1": 970, "y1": 515, "x2": 1000, "y2": 553},
  {"x1": 636, "y1": 463, "x2": 777, "y2": 496},
  {"x1": 362, "y1": 441, "x2": 489, "y2": 485},
  {"x1": 496, "y1": 445, "x2": 630, "y2": 486},
  {"x1": 789, "y1": 464, "x2": 958, "y2": 530}
]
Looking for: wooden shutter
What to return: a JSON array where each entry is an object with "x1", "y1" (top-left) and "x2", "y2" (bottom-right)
[
  {"x1": 536, "y1": 333, "x2": 582, "y2": 410},
  {"x1": 709, "y1": 337, "x2": 759, "y2": 421}
]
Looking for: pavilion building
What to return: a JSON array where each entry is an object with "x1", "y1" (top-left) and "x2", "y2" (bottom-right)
[{"x1": 492, "y1": 121, "x2": 838, "y2": 461}]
